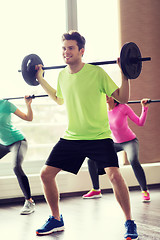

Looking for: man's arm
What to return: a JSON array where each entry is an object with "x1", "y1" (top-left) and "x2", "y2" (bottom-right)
[
  {"x1": 112, "y1": 58, "x2": 130, "y2": 104},
  {"x1": 35, "y1": 65, "x2": 64, "y2": 105}
]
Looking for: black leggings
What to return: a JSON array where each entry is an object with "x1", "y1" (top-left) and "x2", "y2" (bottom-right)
[
  {"x1": 0, "y1": 140, "x2": 31, "y2": 199},
  {"x1": 87, "y1": 138, "x2": 148, "y2": 191}
]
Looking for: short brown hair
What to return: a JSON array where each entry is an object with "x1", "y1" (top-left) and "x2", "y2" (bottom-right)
[{"x1": 62, "y1": 30, "x2": 86, "y2": 50}]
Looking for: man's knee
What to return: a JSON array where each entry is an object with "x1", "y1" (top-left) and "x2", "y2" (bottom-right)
[
  {"x1": 105, "y1": 167, "x2": 122, "y2": 184},
  {"x1": 40, "y1": 165, "x2": 60, "y2": 183}
]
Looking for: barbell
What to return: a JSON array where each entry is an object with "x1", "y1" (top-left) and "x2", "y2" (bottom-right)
[
  {"x1": 3, "y1": 94, "x2": 160, "y2": 104},
  {"x1": 3, "y1": 95, "x2": 48, "y2": 100},
  {"x1": 18, "y1": 42, "x2": 151, "y2": 86}
]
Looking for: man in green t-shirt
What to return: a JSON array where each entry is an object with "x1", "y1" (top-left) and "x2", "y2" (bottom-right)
[{"x1": 35, "y1": 31, "x2": 138, "y2": 240}]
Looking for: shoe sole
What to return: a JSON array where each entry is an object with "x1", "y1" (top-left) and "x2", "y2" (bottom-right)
[
  {"x1": 125, "y1": 237, "x2": 139, "y2": 240},
  {"x1": 20, "y1": 209, "x2": 35, "y2": 215},
  {"x1": 142, "y1": 199, "x2": 151, "y2": 203},
  {"x1": 36, "y1": 226, "x2": 65, "y2": 236},
  {"x1": 83, "y1": 195, "x2": 102, "y2": 199}
]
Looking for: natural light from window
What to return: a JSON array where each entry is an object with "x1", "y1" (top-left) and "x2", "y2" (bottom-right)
[
  {"x1": 0, "y1": 0, "x2": 66, "y2": 98},
  {"x1": 77, "y1": 0, "x2": 121, "y2": 86}
]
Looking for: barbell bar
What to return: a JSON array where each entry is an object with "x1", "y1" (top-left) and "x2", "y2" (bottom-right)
[
  {"x1": 18, "y1": 57, "x2": 151, "y2": 72},
  {"x1": 3, "y1": 94, "x2": 48, "y2": 101},
  {"x1": 127, "y1": 99, "x2": 160, "y2": 104},
  {"x1": 3, "y1": 94, "x2": 160, "y2": 104},
  {"x1": 18, "y1": 42, "x2": 151, "y2": 86}
]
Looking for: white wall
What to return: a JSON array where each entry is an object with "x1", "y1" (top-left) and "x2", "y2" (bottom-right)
[{"x1": 0, "y1": 163, "x2": 160, "y2": 200}]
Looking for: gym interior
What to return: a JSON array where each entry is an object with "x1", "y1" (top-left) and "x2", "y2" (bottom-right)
[{"x1": 0, "y1": 1, "x2": 160, "y2": 240}]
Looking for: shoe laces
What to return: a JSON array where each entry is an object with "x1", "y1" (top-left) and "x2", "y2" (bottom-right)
[
  {"x1": 23, "y1": 200, "x2": 31, "y2": 208},
  {"x1": 90, "y1": 189, "x2": 100, "y2": 192},
  {"x1": 41, "y1": 216, "x2": 53, "y2": 228},
  {"x1": 125, "y1": 221, "x2": 136, "y2": 233},
  {"x1": 142, "y1": 191, "x2": 149, "y2": 197},
  {"x1": 46, "y1": 216, "x2": 53, "y2": 223}
]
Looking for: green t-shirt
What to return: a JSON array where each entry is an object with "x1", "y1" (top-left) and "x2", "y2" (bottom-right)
[
  {"x1": 0, "y1": 100, "x2": 24, "y2": 145},
  {"x1": 57, "y1": 63, "x2": 118, "y2": 140}
]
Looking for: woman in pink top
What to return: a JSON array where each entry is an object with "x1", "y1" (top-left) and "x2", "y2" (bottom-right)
[{"x1": 83, "y1": 96, "x2": 150, "y2": 202}]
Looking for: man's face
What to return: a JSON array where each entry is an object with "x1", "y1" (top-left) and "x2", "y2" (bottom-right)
[{"x1": 62, "y1": 40, "x2": 84, "y2": 65}]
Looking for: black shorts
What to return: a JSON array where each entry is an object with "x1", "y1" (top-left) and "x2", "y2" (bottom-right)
[
  {"x1": 0, "y1": 144, "x2": 10, "y2": 159},
  {"x1": 0, "y1": 139, "x2": 26, "y2": 159},
  {"x1": 46, "y1": 138, "x2": 119, "y2": 174}
]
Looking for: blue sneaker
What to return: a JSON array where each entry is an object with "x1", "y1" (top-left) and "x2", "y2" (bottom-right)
[
  {"x1": 36, "y1": 215, "x2": 64, "y2": 235},
  {"x1": 124, "y1": 220, "x2": 138, "y2": 240}
]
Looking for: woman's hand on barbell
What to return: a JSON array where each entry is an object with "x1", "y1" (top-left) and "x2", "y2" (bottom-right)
[
  {"x1": 24, "y1": 95, "x2": 32, "y2": 105},
  {"x1": 141, "y1": 98, "x2": 150, "y2": 107}
]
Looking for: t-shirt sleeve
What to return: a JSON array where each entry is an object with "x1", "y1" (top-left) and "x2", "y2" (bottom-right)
[
  {"x1": 7, "y1": 101, "x2": 17, "y2": 113},
  {"x1": 56, "y1": 72, "x2": 64, "y2": 99},
  {"x1": 98, "y1": 67, "x2": 118, "y2": 96}
]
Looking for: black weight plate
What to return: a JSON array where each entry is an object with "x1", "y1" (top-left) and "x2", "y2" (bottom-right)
[
  {"x1": 21, "y1": 54, "x2": 44, "y2": 86},
  {"x1": 120, "y1": 42, "x2": 142, "y2": 79}
]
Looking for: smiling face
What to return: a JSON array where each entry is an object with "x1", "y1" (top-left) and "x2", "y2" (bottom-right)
[{"x1": 62, "y1": 40, "x2": 84, "y2": 65}]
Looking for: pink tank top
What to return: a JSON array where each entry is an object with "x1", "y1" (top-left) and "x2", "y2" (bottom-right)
[{"x1": 108, "y1": 104, "x2": 148, "y2": 143}]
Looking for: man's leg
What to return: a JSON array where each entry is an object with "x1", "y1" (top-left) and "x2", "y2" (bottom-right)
[
  {"x1": 105, "y1": 167, "x2": 131, "y2": 220},
  {"x1": 105, "y1": 167, "x2": 139, "y2": 239},
  {"x1": 40, "y1": 165, "x2": 61, "y2": 220}
]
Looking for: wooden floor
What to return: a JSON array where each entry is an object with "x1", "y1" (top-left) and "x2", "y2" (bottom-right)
[{"x1": 0, "y1": 188, "x2": 160, "y2": 240}]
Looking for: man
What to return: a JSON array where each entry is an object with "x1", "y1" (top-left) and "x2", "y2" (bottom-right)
[{"x1": 35, "y1": 30, "x2": 138, "y2": 240}]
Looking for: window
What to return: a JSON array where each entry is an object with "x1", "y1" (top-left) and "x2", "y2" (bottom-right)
[
  {"x1": 0, "y1": 0, "x2": 66, "y2": 176},
  {"x1": 0, "y1": 0, "x2": 66, "y2": 98},
  {"x1": 77, "y1": 0, "x2": 121, "y2": 86}
]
